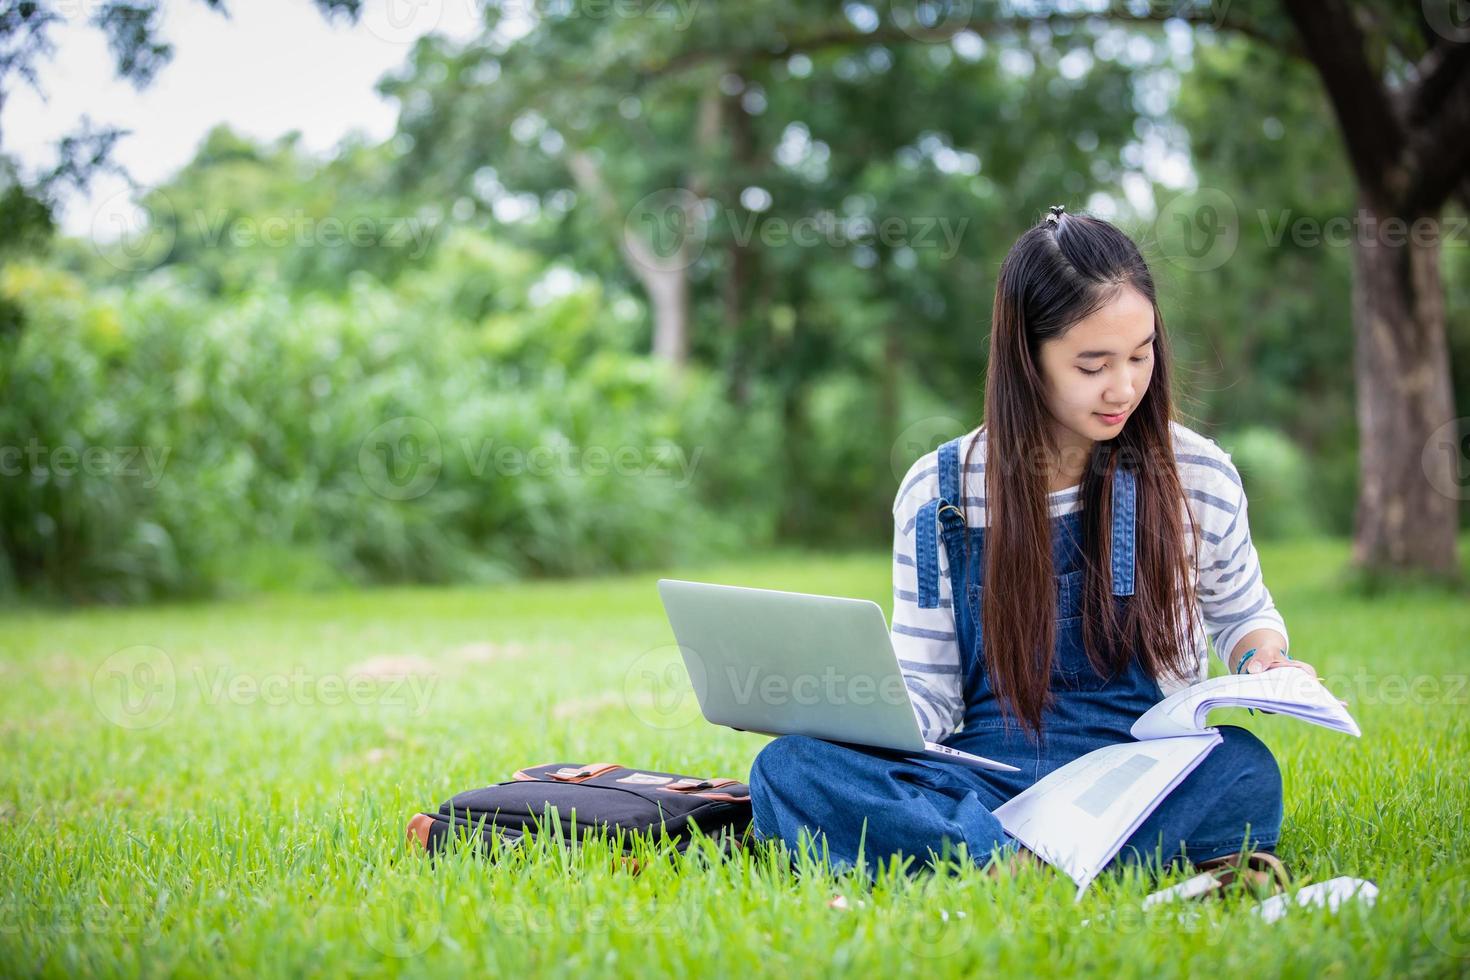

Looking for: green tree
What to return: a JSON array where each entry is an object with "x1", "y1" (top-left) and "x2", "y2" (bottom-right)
[
  {"x1": 379, "y1": 1, "x2": 1162, "y2": 534},
  {"x1": 381, "y1": 1, "x2": 1469, "y2": 577},
  {"x1": 0, "y1": 0, "x2": 365, "y2": 253}
]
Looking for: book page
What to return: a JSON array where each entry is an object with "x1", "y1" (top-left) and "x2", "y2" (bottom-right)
[
  {"x1": 993, "y1": 732, "x2": 1222, "y2": 896},
  {"x1": 1129, "y1": 670, "x2": 1360, "y2": 741}
]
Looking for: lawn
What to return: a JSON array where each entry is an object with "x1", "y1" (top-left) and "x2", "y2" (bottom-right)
[{"x1": 1, "y1": 538, "x2": 1467, "y2": 977}]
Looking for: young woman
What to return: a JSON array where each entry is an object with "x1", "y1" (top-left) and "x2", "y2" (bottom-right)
[{"x1": 748, "y1": 205, "x2": 1318, "y2": 884}]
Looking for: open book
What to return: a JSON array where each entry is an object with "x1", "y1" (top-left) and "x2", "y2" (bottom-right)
[{"x1": 992, "y1": 670, "x2": 1360, "y2": 897}]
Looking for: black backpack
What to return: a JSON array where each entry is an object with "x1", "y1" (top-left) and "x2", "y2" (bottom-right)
[{"x1": 406, "y1": 761, "x2": 755, "y2": 871}]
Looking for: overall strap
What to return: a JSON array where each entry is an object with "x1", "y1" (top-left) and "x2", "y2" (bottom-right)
[
  {"x1": 1111, "y1": 465, "x2": 1137, "y2": 597},
  {"x1": 914, "y1": 436, "x2": 969, "y2": 609}
]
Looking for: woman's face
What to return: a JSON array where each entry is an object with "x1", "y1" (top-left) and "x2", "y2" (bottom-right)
[{"x1": 1036, "y1": 285, "x2": 1156, "y2": 456}]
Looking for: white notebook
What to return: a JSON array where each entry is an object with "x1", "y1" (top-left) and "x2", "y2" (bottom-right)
[{"x1": 994, "y1": 670, "x2": 1359, "y2": 896}]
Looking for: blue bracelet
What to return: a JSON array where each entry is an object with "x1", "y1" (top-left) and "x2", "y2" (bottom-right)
[{"x1": 1239, "y1": 647, "x2": 1291, "y2": 717}]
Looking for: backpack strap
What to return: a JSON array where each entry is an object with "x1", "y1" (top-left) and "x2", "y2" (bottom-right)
[
  {"x1": 914, "y1": 436, "x2": 969, "y2": 609},
  {"x1": 1111, "y1": 465, "x2": 1136, "y2": 597}
]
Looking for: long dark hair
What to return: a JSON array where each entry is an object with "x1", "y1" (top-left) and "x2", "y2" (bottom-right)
[{"x1": 967, "y1": 209, "x2": 1201, "y2": 738}]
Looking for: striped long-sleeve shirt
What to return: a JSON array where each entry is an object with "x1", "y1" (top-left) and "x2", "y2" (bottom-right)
[{"x1": 891, "y1": 421, "x2": 1290, "y2": 743}]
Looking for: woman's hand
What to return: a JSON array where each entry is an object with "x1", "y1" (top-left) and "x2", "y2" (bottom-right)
[
  {"x1": 1229, "y1": 636, "x2": 1327, "y2": 715},
  {"x1": 1235, "y1": 644, "x2": 1347, "y2": 712},
  {"x1": 1240, "y1": 647, "x2": 1318, "y2": 681}
]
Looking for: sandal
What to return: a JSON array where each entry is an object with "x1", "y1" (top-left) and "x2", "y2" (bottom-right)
[
  {"x1": 1195, "y1": 850, "x2": 1295, "y2": 897},
  {"x1": 984, "y1": 843, "x2": 1046, "y2": 880},
  {"x1": 1143, "y1": 850, "x2": 1297, "y2": 906}
]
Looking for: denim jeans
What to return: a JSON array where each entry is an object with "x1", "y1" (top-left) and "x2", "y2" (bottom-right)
[
  {"x1": 748, "y1": 438, "x2": 1284, "y2": 880},
  {"x1": 748, "y1": 724, "x2": 1282, "y2": 878}
]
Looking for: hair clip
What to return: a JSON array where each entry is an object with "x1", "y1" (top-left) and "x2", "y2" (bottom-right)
[{"x1": 1045, "y1": 204, "x2": 1066, "y2": 224}]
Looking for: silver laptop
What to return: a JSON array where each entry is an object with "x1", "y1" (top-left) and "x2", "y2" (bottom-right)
[{"x1": 656, "y1": 579, "x2": 1019, "y2": 772}]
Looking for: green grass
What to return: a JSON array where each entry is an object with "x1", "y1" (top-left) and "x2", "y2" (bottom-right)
[{"x1": 1, "y1": 539, "x2": 1468, "y2": 978}]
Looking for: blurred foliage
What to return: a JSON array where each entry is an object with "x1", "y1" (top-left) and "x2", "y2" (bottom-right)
[
  {"x1": 1226, "y1": 427, "x2": 1319, "y2": 540},
  {"x1": 0, "y1": 234, "x2": 777, "y2": 601}
]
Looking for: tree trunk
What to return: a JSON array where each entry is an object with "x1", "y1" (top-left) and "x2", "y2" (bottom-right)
[
  {"x1": 720, "y1": 75, "x2": 756, "y2": 407},
  {"x1": 879, "y1": 317, "x2": 901, "y2": 469},
  {"x1": 776, "y1": 380, "x2": 807, "y2": 538},
  {"x1": 1276, "y1": 0, "x2": 1468, "y2": 579},
  {"x1": 1349, "y1": 197, "x2": 1461, "y2": 576},
  {"x1": 721, "y1": 240, "x2": 752, "y2": 405},
  {"x1": 644, "y1": 262, "x2": 691, "y2": 366},
  {"x1": 566, "y1": 150, "x2": 692, "y2": 368}
]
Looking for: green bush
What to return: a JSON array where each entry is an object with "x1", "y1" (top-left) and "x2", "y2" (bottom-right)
[
  {"x1": 0, "y1": 239, "x2": 784, "y2": 602},
  {"x1": 1220, "y1": 426, "x2": 1322, "y2": 540}
]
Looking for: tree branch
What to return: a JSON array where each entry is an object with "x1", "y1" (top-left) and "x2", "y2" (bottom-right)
[
  {"x1": 638, "y1": 8, "x2": 1303, "y2": 81},
  {"x1": 1404, "y1": 75, "x2": 1470, "y2": 214},
  {"x1": 1408, "y1": 37, "x2": 1470, "y2": 128},
  {"x1": 1279, "y1": 0, "x2": 1407, "y2": 208}
]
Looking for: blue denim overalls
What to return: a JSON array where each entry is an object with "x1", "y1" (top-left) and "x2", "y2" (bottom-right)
[{"x1": 749, "y1": 436, "x2": 1283, "y2": 879}]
